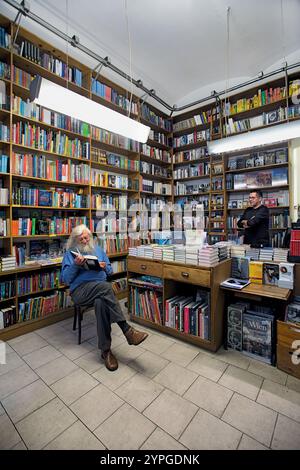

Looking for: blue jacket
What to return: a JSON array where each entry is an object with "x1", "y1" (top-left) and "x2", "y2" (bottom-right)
[{"x1": 61, "y1": 246, "x2": 113, "y2": 293}]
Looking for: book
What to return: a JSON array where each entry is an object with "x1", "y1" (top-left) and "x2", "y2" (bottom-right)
[
  {"x1": 221, "y1": 278, "x2": 250, "y2": 289},
  {"x1": 70, "y1": 250, "x2": 102, "y2": 271},
  {"x1": 242, "y1": 310, "x2": 275, "y2": 364},
  {"x1": 263, "y1": 263, "x2": 279, "y2": 286}
]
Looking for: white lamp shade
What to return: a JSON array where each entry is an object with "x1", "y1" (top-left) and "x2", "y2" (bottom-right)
[
  {"x1": 31, "y1": 77, "x2": 150, "y2": 143},
  {"x1": 207, "y1": 120, "x2": 300, "y2": 154}
]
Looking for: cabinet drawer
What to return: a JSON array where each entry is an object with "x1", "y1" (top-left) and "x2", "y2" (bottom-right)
[
  {"x1": 277, "y1": 320, "x2": 300, "y2": 347},
  {"x1": 127, "y1": 258, "x2": 163, "y2": 277},
  {"x1": 163, "y1": 264, "x2": 210, "y2": 287},
  {"x1": 277, "y1": 344, "x2": 300, "y2": 379}
]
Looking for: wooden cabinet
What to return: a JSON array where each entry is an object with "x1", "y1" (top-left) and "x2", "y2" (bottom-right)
[
  {"x1": 128, "y1": 257, "x2": 231, "y2": 352},
  {"x1": 277, "y1": 320, "x2": 300, "y2": 379}
]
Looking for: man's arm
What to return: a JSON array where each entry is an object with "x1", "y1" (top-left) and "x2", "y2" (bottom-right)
[
  {"x1": 246, "y1": 206, "x2": 269, "y2": 227},
  {"x1": 61, "y1": 251, "x2": 81, "y2": 285},
  {"x1": 96, "y1": 246, "x2": 113, "y2": 276},
  {"x1": 237, "y1": 210, "x2": 248, "y2": 228}
]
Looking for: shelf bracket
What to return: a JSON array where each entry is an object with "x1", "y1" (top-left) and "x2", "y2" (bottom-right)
[
  {"x1": 93, "y1": 56, "x2": 110, "y2": 82},
  {"x1": 12, "y1": 0, "x2": 30, "y2": 47}
]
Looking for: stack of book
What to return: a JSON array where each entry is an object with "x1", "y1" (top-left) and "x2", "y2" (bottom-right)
[
  {"x1": 0, "y1": 256, "x2": 16, "y2": 272},
  {"x1": 259, "y1": 248, "x2": 274, "y2": 261},
  {"x1": 273, "y1": 248, "x2": 289, "y2": 262},
  {"x1": 162, "y1": 246, "x2": 175, "y2": 262},
  {"x1": 153, "y1": 245, "x2": 163, "y2": 260},
  {"x1": 128, "y1": 247, "x2": 138, "y2": 257},
  {"x1": 198, "y1": 246, "x2": 219, "y2": 267},
  {"x1": 174, "y1": 246, "x2": 186, "y2": 264},
  {"x1": 245, "y1": 247, "x2": 260, "y2": 260},
  {"x1": 231, "y1": 245, "x2": 248, "y2": 257},
  {"x1": 186, "y1": 246, "x2": 199, "y2": 265}
]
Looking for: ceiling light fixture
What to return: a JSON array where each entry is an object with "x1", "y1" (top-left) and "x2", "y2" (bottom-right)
[
  {"x1": 207, "y1": 120, "x2": 300, "y2": 154},
  {"x1": 29, "y1": 75, "x2": 150, "y2": 143}
]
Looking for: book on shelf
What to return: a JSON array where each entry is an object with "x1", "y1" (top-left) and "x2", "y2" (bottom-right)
[
  {"x1": 70, "y1": 250, "x2": 101, "y2": 271},
  {"x1": 242, "y1": 310, "x2": 275, "y2": 364},
  {"x1": 221, "y1": 278, "x2": 250, "y2": 289}
]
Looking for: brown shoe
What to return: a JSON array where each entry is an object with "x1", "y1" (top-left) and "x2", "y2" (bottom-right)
[
  {"x1": 101, "y1": 350, "x2": 118, "y2": 371},
  {"x1": 125, "y1": 326, "x2": 148, "y2": 346}
]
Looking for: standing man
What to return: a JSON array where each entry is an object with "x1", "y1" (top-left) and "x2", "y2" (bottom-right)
[
  {"x1": 62, "y1": 224, "x2": 148, "y2": 372},
  {"x1": 237, "y1": 190, "x2": 270, "y2": 247}
]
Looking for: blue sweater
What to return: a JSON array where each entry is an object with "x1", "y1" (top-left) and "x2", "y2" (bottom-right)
[{"x1": 61, "y1": 246, "x2": 113, "y2": 293}]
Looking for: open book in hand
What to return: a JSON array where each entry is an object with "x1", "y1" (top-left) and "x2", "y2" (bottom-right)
[
  {"x1": 70, "y1": 250, "x2": 102, "y2": 271},
  {"x1": 220, "y1": 278, "x2": 250, "y2": 290}
]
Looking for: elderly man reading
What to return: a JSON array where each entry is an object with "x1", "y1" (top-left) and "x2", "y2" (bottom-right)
[{"x1": 61, "y1": 224, "x2": 148, "y2": 371}]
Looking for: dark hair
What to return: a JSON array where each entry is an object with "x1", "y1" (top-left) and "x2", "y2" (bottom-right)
[{"x1": 250, "y1": 190, "x2": 263, "y2": 198}]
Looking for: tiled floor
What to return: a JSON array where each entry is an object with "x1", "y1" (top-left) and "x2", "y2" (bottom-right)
[{"x1": 1, "y1": 304, "x2": 300, "y2": 450}]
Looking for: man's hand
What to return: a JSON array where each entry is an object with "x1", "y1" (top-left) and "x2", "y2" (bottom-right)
[
  {"x1": 74, "y1": 254, "x2": 86, "y2": 266},
  {"x1": 99, "y1": 261, "x2": 106, "y2": 269},
  {"x1": 241, "y1": 220, "x2": 248, "y2": 228}
]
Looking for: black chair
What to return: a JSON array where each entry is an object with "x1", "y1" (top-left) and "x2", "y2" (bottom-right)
[{"x1": 73, "y1": 304, "x2": 92, "y2": 344}]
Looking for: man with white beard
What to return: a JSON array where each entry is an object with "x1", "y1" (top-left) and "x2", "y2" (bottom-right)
[{"x1": 61, "y1": 224, "x2": 148, "y2": 371}]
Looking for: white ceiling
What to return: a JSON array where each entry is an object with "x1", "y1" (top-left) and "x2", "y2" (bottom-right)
[{"x1": 1, "y1": 0, "x2": 300, "y2": 113}]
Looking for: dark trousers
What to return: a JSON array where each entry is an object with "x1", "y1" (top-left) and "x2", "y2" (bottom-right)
[{"x1": 71, "y1": 281, "x2": 126, "y2": 351}]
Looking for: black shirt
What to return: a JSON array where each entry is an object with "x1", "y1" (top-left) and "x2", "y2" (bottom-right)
[{"x1": 237, "y1": 204, "x2": 270, "y2": 247}]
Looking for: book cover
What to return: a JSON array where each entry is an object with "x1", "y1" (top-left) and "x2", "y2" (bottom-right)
[
  {"x1": 263, "y1": 263, "x2": 279, "y2": 285},
  {"x1": 271, "y1": 168, "x2": 288, "y2": 187},
  {"x1": 242, "y1": 311, "x2": 275, "y2": 364}
]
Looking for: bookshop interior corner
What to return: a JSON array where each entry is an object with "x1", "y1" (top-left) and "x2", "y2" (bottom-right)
[{"x1": 0, "y1": 0, "x2": 300, "y2": 453}]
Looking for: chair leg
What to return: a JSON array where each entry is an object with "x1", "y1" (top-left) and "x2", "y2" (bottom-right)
[
  {"x1": 78, "y1": 306, "x2": 82, "y2": 345},
  {"x1": 73, "y1": 305, "x2": 78, "y2": 331}
]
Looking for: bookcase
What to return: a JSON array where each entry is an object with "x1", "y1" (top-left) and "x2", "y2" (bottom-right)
[{"x1": 127, "y1": 256, "x2": 231, "y2": 351}]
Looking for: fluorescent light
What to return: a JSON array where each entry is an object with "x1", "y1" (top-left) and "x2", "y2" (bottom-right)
[
  {"x1": 30, "y1": 76, "x2": 150, "y2": 143},
  {"x1": 207, "y1": 120, "x2": 300, "y2": 154}
]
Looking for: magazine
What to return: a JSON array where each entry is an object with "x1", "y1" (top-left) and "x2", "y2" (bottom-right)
[
  {"x1": 70, "y1": 250, "x2": 102, "y2": 271},
  {"x1": 220, "y1": 278, "x2": 250, "y2": 289}
]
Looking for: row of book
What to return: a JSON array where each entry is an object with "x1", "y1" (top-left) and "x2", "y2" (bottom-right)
[
  {"x1": 173, "y1": 148, "x2": 208, "y2": 164},
  {"x1": 140, "y1": 162, "x2": 171, "y2": 179},
  {"x1": 12, "y1": 122, "x2": 90, "y2": 159},
  {"x1": 173, "y1": 108, "x2": 217, "y2": 132},
  {"x1": 11, "y1": 216, "x2": 88, "y2": 236},
  {"x1": 91, "y1": 126, "x2": 140, "y2": 152},
  {"x1": 173, "y1": 162, "x2": 210, "y2": 180},
  {"x1": 0, "y1": 61, "x2": 10, "y2": 80},
  {"x1": 0, "y1": 122, "x2": 9, "y2": 141},
  {"x1": 12, "y1": 95, "x2": 90, "y2": 137},
  {"x1": 0, "y1": 187, "x2": 8, "y2": 205},
  {"x1": 141, "y1": 103, "x2": 172, "y2": 132},
  {"x1": 129, "y1": 285, "x2": 163, "y2": 325},
  {"x1": 111, "y1": 277, "x2": 127, "y2": 295},
  {"x1": 226, "y1": 167, "x2": 288, "y2": 190},
  {"x1": 17, "y1": 39, "x2": 83, "y2": 86},
  {"x1": 227, "y1": 147, "x2": 288, "y2": 171},
  {"x1": 0, "y1": 27, "x2": 10, "y2": 49},
  {"x1": 227, "y1": 211, "x2": 290, "y2": 230},
  {"x1": 148, "y1": 130, "x2": 169, "y2": 147},
  {"x1": 110, "y1": 260, "x2": 127, "y2": 274},
  {"x1": 91, "y1": 78, "x2": 138, "y2": 115},
  {"x1": 141, "y1": 145, "x2": 171, "y2": 163},
  {"x1": 173, "y1": 129, "x2": 210, "y2": 148},
  {"x1": 12, "y1": 186, "x2": 90, "y2": 208},
  {"x1": 91, "y1": 169, "x2": 131, "y2": 190},
  {"x1": 90, "y1": 216, "x2": 128, "y2": 234},
  {"x1": 142, "y1": 180, "x2": 172, "y2": 195},
  {"x1": 0, "y1": 279, "x2": 15, "y2": 299},
  {"x1": 224, "y1": 86, "x2": 286, "y2": 116},
  {"x1": 230, "y1": 244, "x2": 289, "y2": 261},
  {"x1": 228, "y1": 190, "x2": 290, "y2": 209},
  {"x1": 0, "y1": 154, "x2": 8, "y2": 173},
  {"x1": 165, "y1": 292, "x2": 210, "y2": 339},
  {"x1": 104, "y1": 152, "x2": 139, "y2": 171},
  {"x1": 0, "y1": 216, "x2": 9, "y2": 236},
  {"x1": 12, "y1": 65, "x2": 31, "y2": 89},
  {"x1": 18, "y1": 290, "x2": 73, "y2": 323},
  {"x1": 11, "y1": 153, "x2": 90, "y2": 183},
  {"x1": 91, "y1": 194, "x2": 128, "y2": 211},
  {"x1": 175, "y1": 180, "x2": 210, "y2": 195},
  {"x1": 16, "y1": 270, "x2": 62, "y2": 295}
]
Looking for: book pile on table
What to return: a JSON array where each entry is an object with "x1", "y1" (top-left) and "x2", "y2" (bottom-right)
[
  {"x1": 0, "y1": 256, "x2": 16, "y2": 271},
  {"x1": 259, "y1": 247, "x2": 273, "y2": 261},
  {"x1": 185, "y1": 246, "x2": 198, "y2": 265},
  {"x1": 273, "y1": 248, "x2": 289, "y2": 262},
  {"x1": 245, "y1": 246, "x2": 260, "y2": 260},
  {"x1": 128, "y1": 246, "x2": 138, "y2": 256},
  {"x1": 143, "y1": 245, "x2": 154, "y2": 259},
  {"x1": 162, "y1": 246, "x2": 175, "y2": 262},
  {"x1": 214, "y1": 241, "x2": 233, "y2": 259},
  {"x1": 198, "y1": 245, "x2": 219, "y2": 267},
  {"x1": 174, "y1": 246, "x2": 186, "y2": 264},
  {"x1": 231, "y1": 245, "x2": 248, "y2": 257}
]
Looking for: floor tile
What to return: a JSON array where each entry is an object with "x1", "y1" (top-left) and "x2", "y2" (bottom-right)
[
  {"x1": 57, "y1": 340, "x2": 95, "y2": 361},
  {"x1": 70, "y1": 384, "x2": 123, "y2": 431},
  {"x1": 74, "y1": 350, "x2": 104, "y2": 374},
  {"x1": 180, "y1": 408, "x2": 241, "y2": 450},
  {"x1": 0, "y1": 403, "x2": 4, "y2": 415},
  {"x1": 140, "y1": 427, "x2": 187, "y2": 450},
  {"x1": 222, "y1": 393, "x2": 277, "y2": 447},
  {"x1": 70, "y1": 324, "x2": 97, "y2": 343},
  {"x1": 51, "y1": 368, "x2": 99, "y2": 405},
  {"x1": 94, "y1": 403, "x2": 155, "y2": 450},
  {"x1": 8, "y1": 332, "x2": 49, "y2": 357},
  {"x1": 143, "y1": 389, "x2": 198, "y2": 439},
  {"x1": 11, "y1": 440, "x2": 27, "y2": 450},
  {"x1": 35, "y1": 323, "x2": 67, "y2": 340},
  {"x1": 257, "y1": 380, "x2": 300, "y2": 423},
  {"x1": 44, "y1": 420, "x2": 105, "y2": 450},
  {"x1": 92, "y1": 362, "x2": 136, "y2": 391},
  {"x1": 16, "y1": 397, "x2": 77, "y2": 450},
  {"x1": 248, "y1": 360, "x2": 287, "y2": 385},
  {"x1": 238, "y1": 434, "x2": 268, "y2": 450},
  {"x1": 153, "y1": 362, "x2": 198, "y2": 395},
  {"x1": 35, "y1": 355, "x2": 79, "y2": 386},
  {"x1": 219, "y1": 365, "x2": 263, "y2": 400},
  {"x1": 183, "y1": 375, "x2": 233, "y2": 417},
  {"x1": 0, "y1": 413, "x2": 22, "y2": 449},
  {"x1": 44, "y1": 330, "x2": 77, "y2": 348},
  {"x1": 2, "y1": 379, "x2": 55, "y2": 423},
  {"x1": 271, "y1": 414, "x2": 300, "y2": 450},
  {"x1": 141, "y1": 333, "x2": 175, "y2": 355},
  {"x1": 128, "y1": 350, "x2": 169, "y2": 379},
  {"x1": 286, "y1": 375, "x2": 300, "y2": 394},
  {"x1": 187, "y1": 352, "x2": 228, "y2": 382},
  {"x1": 115, "y1": 373, "x2": 164, "y2": 412},
  {"x1": 113, "y1": 342, "x2": 146, "y2": 364},
  {"x1": 216, "y1": 348, "x2": 251, "y2": 370},
  {"x1": 22, "y1": 345, "x2": 62, "y2": 370},
  {"x1": 0, "y1": 364, "x2": 38, "y2": 400},
  {"x1": 160, "y1": 342, "x2": 199, "y2": 367},
  {"x1": 0, "y1": 351, "x2": 25, "y2": 377}
]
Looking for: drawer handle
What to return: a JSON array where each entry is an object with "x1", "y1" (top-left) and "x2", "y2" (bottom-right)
[
  {"x1": 181, "y1": 272, "x2": 189, "y2": 278},
  {"x1": 140, "y1": 264, "x2": 147, "y2": 270},
  {"x1": 289, "y1": 351, "x2": 300, "y2": 358}
]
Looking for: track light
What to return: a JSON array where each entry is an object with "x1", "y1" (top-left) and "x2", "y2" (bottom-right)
[
  {"x1": 207, "y1": 120, "x2": 300, "y2": 154},
  {"x1": 30, "y1": 76, "x2": 150, "y2": 143}
]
